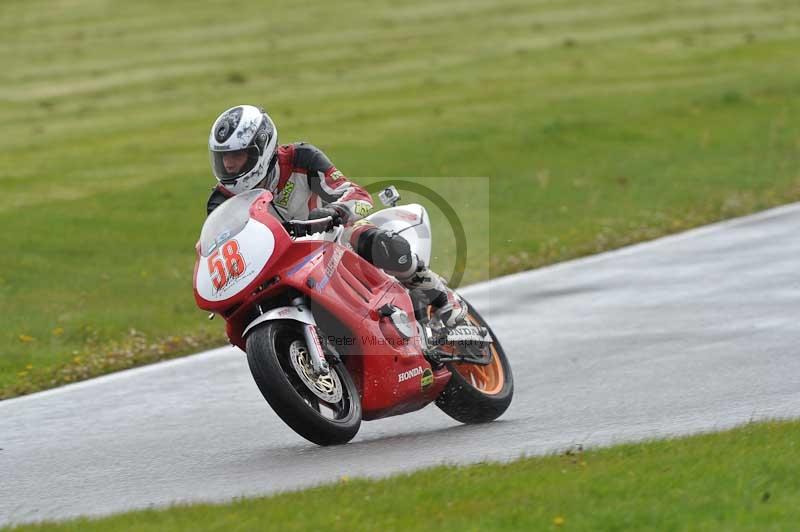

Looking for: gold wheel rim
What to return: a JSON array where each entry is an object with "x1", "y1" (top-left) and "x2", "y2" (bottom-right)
[{"x1": 453, "y1": 342, "x2": 505, "y2": 395}]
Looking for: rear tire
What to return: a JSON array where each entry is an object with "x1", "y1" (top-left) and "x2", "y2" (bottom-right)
[
  {"x1": 435, "y1": 300, "x2": 514, "y2": 424},
  {"x1": 246, "y1": 320, "x2": 361, "y2": 446}
]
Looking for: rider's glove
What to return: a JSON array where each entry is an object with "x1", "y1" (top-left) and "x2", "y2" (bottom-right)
[{"x1": 308, "y1": 205, "x2": 347, "y2": 229}]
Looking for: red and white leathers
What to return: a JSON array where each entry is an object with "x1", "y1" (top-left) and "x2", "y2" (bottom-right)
[
  {"x1": 206, "y1": 142, "x2": 467, "y2": 327},
  {"x1": 208, "y1": 142, "x2": 372, "y2": 224}
]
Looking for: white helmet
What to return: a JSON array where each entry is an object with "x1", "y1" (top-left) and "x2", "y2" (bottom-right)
[{"x1": 208, "y1": 105, "x2": 278, "y2": 194}]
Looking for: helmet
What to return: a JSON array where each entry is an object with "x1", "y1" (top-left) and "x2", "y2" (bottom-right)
[{"x1": 208, "y1": 105, "x2": 278, "y2": 194}]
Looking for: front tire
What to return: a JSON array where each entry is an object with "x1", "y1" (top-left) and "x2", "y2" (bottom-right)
[
  {"x1": 435, "y1": 300, "x2": 514, "y2": 424},
  {"x1": 246, "y1": 320, "x2": 361, "y2": 446}
]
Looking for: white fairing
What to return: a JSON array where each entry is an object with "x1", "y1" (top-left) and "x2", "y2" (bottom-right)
[
  {"x1": 196, "y1": 220, "x2": 275, "y2": 302},
  {"x1": 365, "y1": 204, "x2": 432, "y2": 265}
]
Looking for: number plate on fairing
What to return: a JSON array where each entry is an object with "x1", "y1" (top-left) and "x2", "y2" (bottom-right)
[{"x1": 196, "y1": 220, "x2": 275, "y2": 302}]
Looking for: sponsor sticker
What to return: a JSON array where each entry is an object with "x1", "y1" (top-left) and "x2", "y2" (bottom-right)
[
  {"x1": 317, "y1": 245, "x2": 345, "y2": 291},
  {"x1": 421, "y1": 368, "x2": 434, "y2": 389},
  {"x1": 324, "y1": 246, "x2": 345, "y2": 278},
  {"x1": 354, "y1": 201, "x2": 372, "y2": 217},
  {"x1": 275, "y1": 181, "x2": 295, "y2": 207}
]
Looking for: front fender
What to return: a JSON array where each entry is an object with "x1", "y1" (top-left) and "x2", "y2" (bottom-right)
[{"x1": 242, "y1": 304, "x2": 317, "y2": 338}]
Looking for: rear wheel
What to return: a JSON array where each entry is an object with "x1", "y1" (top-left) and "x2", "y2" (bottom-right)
[
  {"x1": 246, "y1": 320, "x2": 361, "y2": 446},
  {"x1": 435, "y1": 300, "x2": 514, "y2": 424}
]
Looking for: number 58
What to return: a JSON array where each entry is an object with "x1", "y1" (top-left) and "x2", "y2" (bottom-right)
[{"x1": 207, "y1": 240, "x2": 246, "y2": 290}]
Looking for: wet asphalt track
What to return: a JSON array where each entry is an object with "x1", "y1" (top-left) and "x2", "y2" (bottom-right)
[{"x1": 2, "y1": 204, "x2": 800, "y2": 525}]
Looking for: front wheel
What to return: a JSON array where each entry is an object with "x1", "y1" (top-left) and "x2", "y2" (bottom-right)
[
  {"x1": 435, "y1": 299, "x2": 514, "y2": 424},
  {"x1": 246, "y1": 320, "x2": 361, "y2": 446}
]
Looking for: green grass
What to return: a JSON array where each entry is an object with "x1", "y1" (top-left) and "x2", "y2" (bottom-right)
[
  {"x1": 3, "y1": 0, "x2": 800, "y2": 396},
  {"x1": 6, "y1": 419, "x2": 799, "y2": 531}
]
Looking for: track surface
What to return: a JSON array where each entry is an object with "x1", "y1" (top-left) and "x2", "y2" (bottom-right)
[{"x1": 2, "y1": 204, "x2": 800, "y2": 526}]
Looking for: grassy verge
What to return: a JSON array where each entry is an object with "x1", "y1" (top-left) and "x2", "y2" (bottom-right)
[
  {"x1": 6, "y1": 419, "x2": 799, "y2": 531},
  {"x1": 3, "y1": 0, "x2": 800, "y2": 396}
]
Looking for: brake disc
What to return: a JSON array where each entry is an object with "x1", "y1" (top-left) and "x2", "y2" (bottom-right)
[{"x1": 288, "y1": 340, "x2": 343, "y2": 403}]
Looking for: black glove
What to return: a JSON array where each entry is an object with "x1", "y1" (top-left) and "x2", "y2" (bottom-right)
[{"x1": 308, "y1": 205, "x2": 346, "y2": 228}]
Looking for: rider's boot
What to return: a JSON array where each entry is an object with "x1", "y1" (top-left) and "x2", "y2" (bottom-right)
[{"x1": 396, "y1": 260, "x2": 468, "y2": 328}]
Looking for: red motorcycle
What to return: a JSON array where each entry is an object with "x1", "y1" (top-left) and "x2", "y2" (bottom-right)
[{"x1": 193, "y1": 187, "x2": 513, "y2": 445}]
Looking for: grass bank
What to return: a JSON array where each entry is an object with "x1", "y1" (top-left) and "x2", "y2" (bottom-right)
[
  {"x1": 3, "y1": 0, "x2": 800, "y2": 396},
  {"x1": 6, "y1": 419, "x2": 799, "y2": 531}
]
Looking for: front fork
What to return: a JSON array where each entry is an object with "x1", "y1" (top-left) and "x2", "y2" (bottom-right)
[
  {"x1": 291, "y1": 297, "x2": 330, "y2": 377},
  {"x1": 301, "y1": 322, "x2": 330, "y2": 376}
]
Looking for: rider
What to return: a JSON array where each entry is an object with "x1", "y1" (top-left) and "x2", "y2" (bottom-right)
[{"x1": 206, "y1": 104, "x2": 467, "y2": 328}]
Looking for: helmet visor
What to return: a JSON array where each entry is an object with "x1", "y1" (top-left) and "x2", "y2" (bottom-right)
[{"x1": 210, "y1": 147, "x2": 260, "y2": 183}]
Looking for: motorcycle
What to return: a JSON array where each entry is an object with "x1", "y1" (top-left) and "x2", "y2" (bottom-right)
[{"x1": 193, "y1": 186, "x2": 513, "y2": 446}]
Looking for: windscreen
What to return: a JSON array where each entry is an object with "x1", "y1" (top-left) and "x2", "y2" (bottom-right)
[{"x1": 199, "y1": 189, "x2": 265, "y2": 257}]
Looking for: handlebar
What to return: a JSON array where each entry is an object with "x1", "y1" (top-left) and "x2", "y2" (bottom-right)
[{"x1": 282, "y1": 216, "x2": 339, "y2": 237}]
